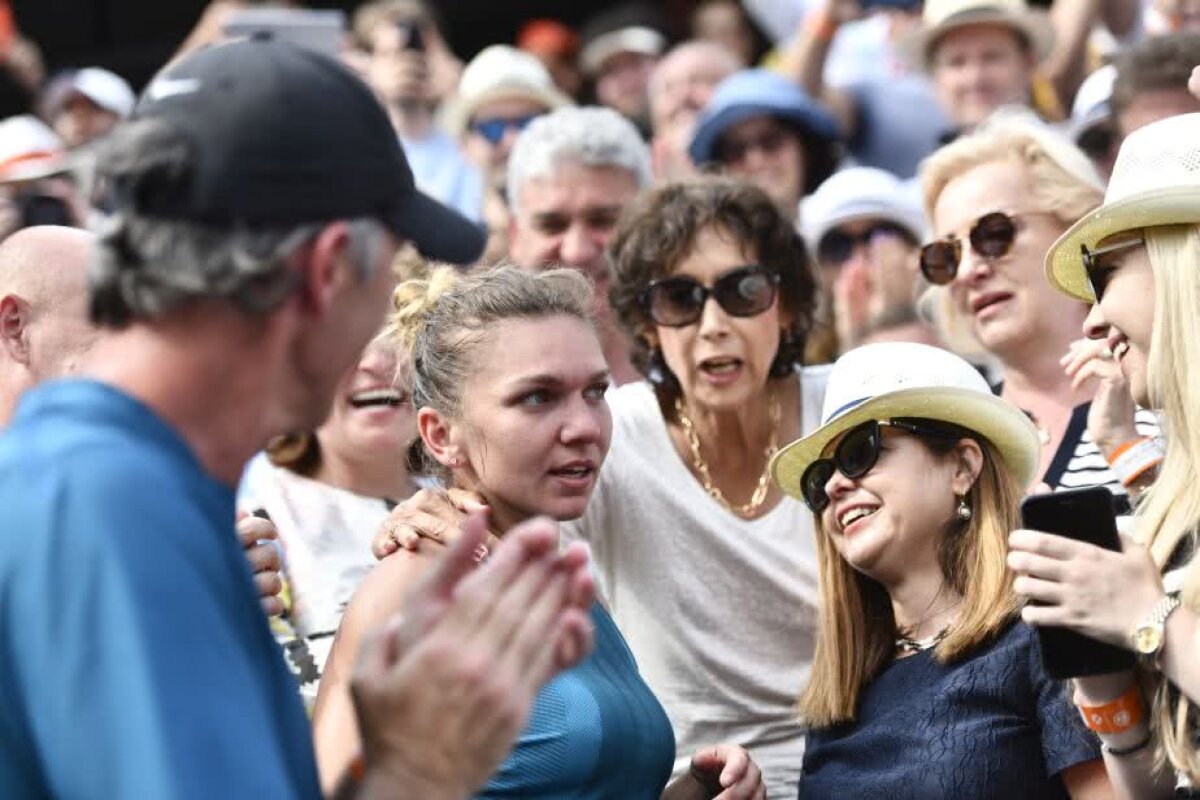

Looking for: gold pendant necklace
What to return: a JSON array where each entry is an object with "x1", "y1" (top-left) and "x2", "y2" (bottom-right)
[{"x1": 674, "y1": 390, "x2": 782, "y2": 516}]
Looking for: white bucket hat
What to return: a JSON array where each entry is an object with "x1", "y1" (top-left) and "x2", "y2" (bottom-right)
[
  {"x1": 801, "y1": 167, "x2": 927, "y2": 257},
  {"x1": 1046, "y1": 112, "x2": 1200, "y2": 302},
  {"x1": 444, "y1": 45, "x2": 572, "y2": 137},
  {"x1": 902, "y1": 0, "x2": 1054, "y2": 71},
  {"x1": 770, "y1": 342, "x2": 1040, "y2": 499}
]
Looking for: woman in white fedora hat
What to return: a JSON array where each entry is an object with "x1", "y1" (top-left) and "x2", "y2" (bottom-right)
[
  {"x1": 1011, "y1": 112, "x2": 1200, "y2": 797},
  {"x1": 920, "y1": 116, "x2": 1159, "y2": 508},
  {"x1": 771, "y1": 341, "x2": 1111, "y2": 798}
]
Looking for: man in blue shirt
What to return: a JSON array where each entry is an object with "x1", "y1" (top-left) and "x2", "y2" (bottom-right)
[{"x1": 0, "y1": 38, "x2": 595, "y2": 800}]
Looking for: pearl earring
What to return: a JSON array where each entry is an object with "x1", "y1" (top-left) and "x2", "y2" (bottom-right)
[
  {"x1": 956, "y1": 495, "x2": 972, "y2": 521},
  {"x1": 448, "y1": 456, "x2": 459, "y2": 468}
]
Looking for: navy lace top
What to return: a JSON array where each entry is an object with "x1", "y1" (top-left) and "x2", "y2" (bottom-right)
[{"x1": 799, "y1": 620, "x2": 1100, "y2": 800}]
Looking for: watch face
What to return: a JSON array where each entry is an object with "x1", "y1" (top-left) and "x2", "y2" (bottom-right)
[{"x1": 1134, "y1": 624, "x2": 1163, "y2": 655}]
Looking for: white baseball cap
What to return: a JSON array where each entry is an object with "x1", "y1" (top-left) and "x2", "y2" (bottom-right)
[
  {"x1": 0, "y1": 115, "x2": 69, "y2": 183},
  {"x1": 42, "y1": 67, "x2": 136, "y2": 120}
]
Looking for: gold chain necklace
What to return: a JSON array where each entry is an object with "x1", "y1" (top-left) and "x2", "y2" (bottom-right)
[{"x1": 674, "y1": 390, "x2": 781, "y2": 516}]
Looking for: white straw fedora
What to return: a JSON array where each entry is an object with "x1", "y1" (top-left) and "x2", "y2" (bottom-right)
[
  {"x1": 901, "y1": 0, "x2": 1054, "y2": 71},
  {"x1": 770, "y1": 342, "x2": 1041, "y2": 500},
  {"x1": 1046, "y1": 112, "x2": 1200, "y2": 302}
]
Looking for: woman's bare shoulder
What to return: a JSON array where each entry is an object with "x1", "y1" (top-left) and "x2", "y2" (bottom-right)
[{"x1": 339, "y1": 548, "x2": 442, "y2": 640}]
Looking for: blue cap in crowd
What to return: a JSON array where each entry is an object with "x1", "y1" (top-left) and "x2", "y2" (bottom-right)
[{"x1": 688, "y1": 69, "x2": 840, "y2": 192}]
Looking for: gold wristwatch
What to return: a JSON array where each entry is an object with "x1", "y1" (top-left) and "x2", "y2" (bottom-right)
[{"x1": 1131, "y1": 593, "x2": 1182, "y2": 664}]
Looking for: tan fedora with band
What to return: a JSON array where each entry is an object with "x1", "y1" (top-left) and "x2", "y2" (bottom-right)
[
  {"x1": 1045, "y1": 112, "x2": 1200, "y2": 302},
  {"x1": 902, "y1": 0, "x2": 1054, "y2": 71}
]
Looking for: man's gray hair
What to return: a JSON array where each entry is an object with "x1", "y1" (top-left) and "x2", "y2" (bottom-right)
[
  {"x1": 506, "y1": 106, "x2": 652, "y2": 217},
  {"x1": 89, "y1": 117, "x2": 388, "y2": 328}
]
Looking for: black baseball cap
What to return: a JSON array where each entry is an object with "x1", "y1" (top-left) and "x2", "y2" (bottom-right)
[{"x1": 124, "y1": 37, "x2": 485, "y2": 265}]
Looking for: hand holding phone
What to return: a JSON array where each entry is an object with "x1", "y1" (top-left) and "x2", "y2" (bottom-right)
[{"x1": 1018, "y1": 487, "x2": 1137, "y2": 679}]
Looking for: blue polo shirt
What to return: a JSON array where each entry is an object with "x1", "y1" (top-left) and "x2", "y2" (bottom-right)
[{"x1": 0, "y1": 381, "x2": 319, "y2": 799}]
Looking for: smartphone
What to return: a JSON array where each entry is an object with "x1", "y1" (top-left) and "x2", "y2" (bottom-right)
[
  {"x1": 222, "y1": 8, "x2": 347, "y2": 59},
  {"x1": 1019, "y1": 486, "x2": 1137, "y2": 679}
]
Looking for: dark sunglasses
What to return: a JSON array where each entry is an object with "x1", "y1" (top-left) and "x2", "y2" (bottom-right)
[
  {"x1": 817, "y1": 222, "x2": 913, "y2": 267},
  {"x1": 800, "y1": 419, "x2": 964, "y2": 513},
  {"x1": 715, "y1": 127, "x2": 791, "y2": 164},
  {"x1": 1077, "y1": 125, "x2": 1116, "y2": 163},
  {"x1": 470, "y1": 114, "x2": 539, "y2": 145},
  {"x1": 919, "y1": 211, "x2": 1021, "y2": 285},
  {"x1": 1080, "y1": 236, "x2": 1145, "y2": 301},
  {"x1": 641, "y1": 264, "x2": 780, "y2": 328}
]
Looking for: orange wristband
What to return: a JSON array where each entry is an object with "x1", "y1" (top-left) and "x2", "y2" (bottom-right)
[
  {"x1": 1078, "y1": 685, "x2": 1144, "y2": 734},
  {"x1": 348, "y1": 752, "x2": 367, "y2": 782}
]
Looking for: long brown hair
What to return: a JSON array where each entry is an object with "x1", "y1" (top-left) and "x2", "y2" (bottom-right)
[{"x1": 799, "y1": 432, "x2": 1023, "y2": 726}]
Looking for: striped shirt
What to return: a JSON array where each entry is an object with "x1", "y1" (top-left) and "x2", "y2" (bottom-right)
[{"x1": 1044, "y1": 404, "x2": 1161, "y2": 514}]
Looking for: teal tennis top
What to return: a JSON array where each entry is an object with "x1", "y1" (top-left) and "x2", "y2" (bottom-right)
[{"x1": 478, "y1": 603, "x2": 676, "y2": 799}]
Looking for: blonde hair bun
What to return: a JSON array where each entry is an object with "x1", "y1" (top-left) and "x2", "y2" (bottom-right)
[{"x1": 389, "y1": 266, "x2": 462, "y2": 356}]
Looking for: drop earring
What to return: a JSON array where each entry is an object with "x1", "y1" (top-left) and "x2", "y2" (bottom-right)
[{"x1": 956, "y1": 495, "x2": 972, "y2": 521}]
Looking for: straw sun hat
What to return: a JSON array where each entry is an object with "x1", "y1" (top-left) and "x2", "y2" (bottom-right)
[
  {"x1": 1045, "y1": 112, "x2": 1200, "y2": 302},
  {"x1": 770, "y1": 342, "x2": 1041, "y2": 501},
  {"x1": 902, "y1": 0, "x2": 1054, "y2": 71}
]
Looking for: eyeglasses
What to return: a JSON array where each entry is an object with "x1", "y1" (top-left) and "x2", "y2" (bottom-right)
[
  {"x1": 470, "y1": 114, "x2": 539, "y2": 145},
  {"x1": 1080, "y1": 236, "x2": 1145, "y2": 301},
  {"x1": 640, "y1": 264, "x2": 780, "y2": 328},
  {"x1": 919, "y1": 211, "x2": 1023, "y2": 285},
  {"x1": 817, "y1": 222, "x2": 913, "y2": 267},
  {"x1": 715, "y1": 127, "x2": 791, "y2": 164},
  {"x1": 799, "y1": 419, "x2": 964, "y2": 513},
  {"x1": 1076, "y1": 125, "x2": 1116, "y2": 163}
]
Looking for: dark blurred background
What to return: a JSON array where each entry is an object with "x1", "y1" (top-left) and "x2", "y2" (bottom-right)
[{"x1": 6, "y1": 0, "x2": 699, "y2": 118}]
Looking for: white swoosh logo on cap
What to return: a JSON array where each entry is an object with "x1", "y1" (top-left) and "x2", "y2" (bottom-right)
[{"x1": 144, "y1": 77, "x2": 202, "y2": 102}]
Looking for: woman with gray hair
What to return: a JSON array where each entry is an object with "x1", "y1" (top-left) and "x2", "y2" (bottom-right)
[{"x1": 919, "y1": 118, "x2": 1158, "y2": 505}]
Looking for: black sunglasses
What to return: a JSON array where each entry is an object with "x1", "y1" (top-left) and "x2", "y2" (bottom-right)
[
  {"x1": 1080, "y1": 236, "x2": 1145, "y2": 301},
  {"x1": 817, "y1": 222, "x2": 913, "y2": 267},
  {"x1": 640, "y1": 264, "x2": 780, "y2": 328},
  {"x1": 919, "y1": 211, "x2": 1021, "y2": 285},
  {"x1": 800, "y1": 419, "x2": 965, "y2": 513}
]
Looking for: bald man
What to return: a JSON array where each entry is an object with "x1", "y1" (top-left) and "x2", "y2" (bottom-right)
[
  {"x1": 0, "y1": 225, "x2": 99, "y2": 426},
  {"x1": 0, "y1": 225, "x2": 288, "y2": 617}
]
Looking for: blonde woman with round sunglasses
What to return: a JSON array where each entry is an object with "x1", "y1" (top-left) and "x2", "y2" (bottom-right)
[
  {"x1": 1010, "y1": 111, "x2": 1200, "y2": 798},
  {"x1": 919, "y1": 117, "x2": 1159, "y2": 503}
]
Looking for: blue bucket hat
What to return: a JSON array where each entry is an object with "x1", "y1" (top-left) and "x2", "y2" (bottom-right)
[{"x1": 688, "y1": 69, "x2": 840, "y2": 193}]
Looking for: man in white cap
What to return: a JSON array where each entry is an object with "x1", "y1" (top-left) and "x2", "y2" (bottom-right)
[
  {"x1": 579, "y1": 3, "x2": 668, "y2": 136},
  {"x1": 0, "y1": 115, "x2": 81, "y2": 237},
  {"x1": 1069, "y1": 64, "x2": 1118, "y2": 180},
  {"x1": 801, "y1": 166, "x2": 927, "y2": 350},
  {"x1": 39, "y1": 67, "x2": 135, "y2": 149},
  {"x1": 447, "y1": 45, "x2": 570, "y2": 188},
  {"x1": 445, "y1": 45, "x2": 570, "y2": 261}
]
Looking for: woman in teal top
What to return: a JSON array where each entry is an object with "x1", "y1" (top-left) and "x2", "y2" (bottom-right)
[{"x1": 313, "y1": 267, "x2": 764, "y2": 799}]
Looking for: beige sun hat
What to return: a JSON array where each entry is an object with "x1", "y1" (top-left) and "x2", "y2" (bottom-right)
[
  {"x1": 770, "y1": 342, "x2": 1040, "y2": 501},
  {"x1": 1046, "y1": 112, "x2": 1200, "y2": 302},
  {"x1": 444, "y1": 45, "x2": 572, "y2": 138},
  {"x1": 902, "y1": 0, "x2": 1055, "y2": 71}
]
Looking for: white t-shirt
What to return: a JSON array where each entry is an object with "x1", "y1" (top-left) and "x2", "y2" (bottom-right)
[{"x1": 564, "y1": 366, "x2": 831, "y2": 797}]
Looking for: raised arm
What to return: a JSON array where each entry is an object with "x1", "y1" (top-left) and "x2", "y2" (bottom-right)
[{"x1": 775, "y1": 0, "x2": 861, "y2": 137}]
